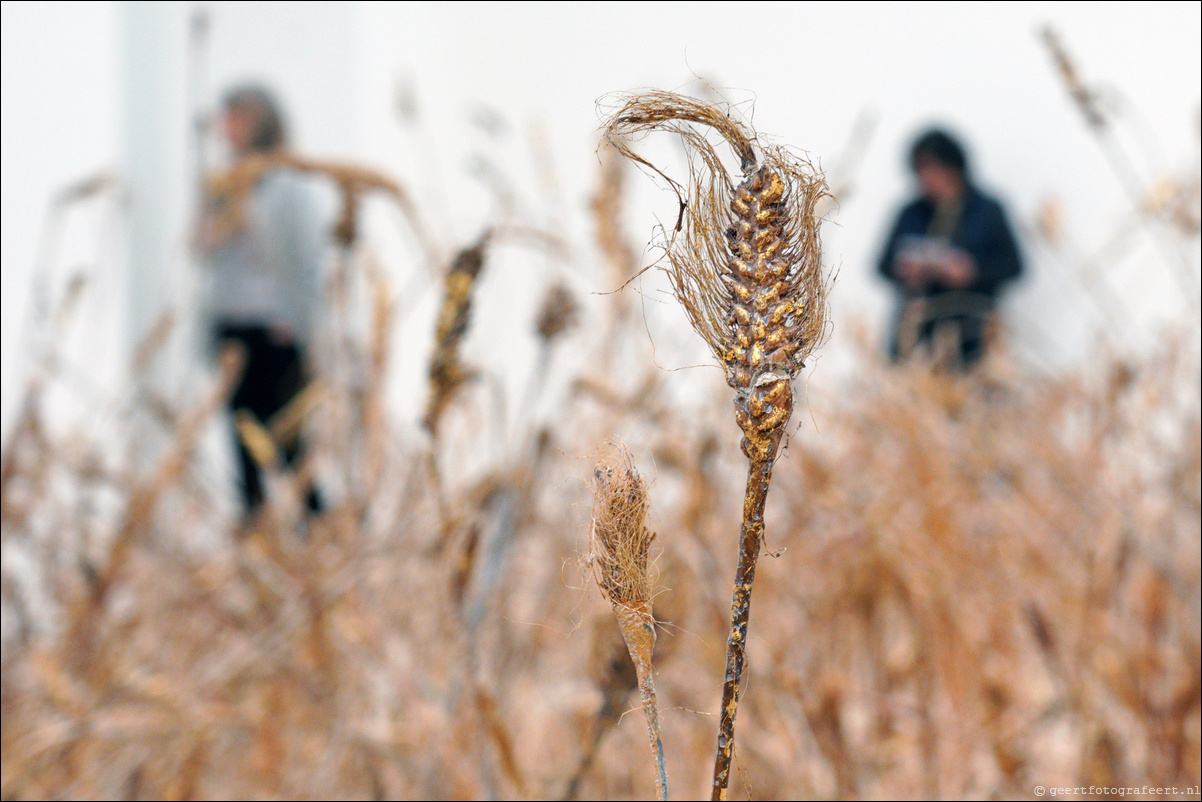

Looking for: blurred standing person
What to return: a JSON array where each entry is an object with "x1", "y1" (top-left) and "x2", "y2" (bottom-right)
[
  {"x1": 194, "y1": 85, "x2": 325, "y2": 525},
  {"x1": 876, "y1": 129, "x2": 1023, "y2": 368}
]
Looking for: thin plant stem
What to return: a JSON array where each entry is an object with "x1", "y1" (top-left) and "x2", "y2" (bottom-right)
[{"x1": 712, "y1": 455, "x2": 773, "y2": 800}]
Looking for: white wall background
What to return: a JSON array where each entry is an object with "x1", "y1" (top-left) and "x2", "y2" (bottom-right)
[
  {"x1": 2, "y1": 1, "x2": 123, "y2": 438},
  {"x1": 3, "y1": 1, "x2": 1200, "y2": 443}
]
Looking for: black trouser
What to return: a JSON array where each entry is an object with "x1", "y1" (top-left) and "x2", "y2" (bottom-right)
[
  {"x1": 889, "y1": 293, "x2": 993, "y2": 369},
  {"x1": 890, "y1": 313, "x2": 987, "y2": 367},
  {"x1": 215, "y1": 324, "x2": 321, "y2": 516}
]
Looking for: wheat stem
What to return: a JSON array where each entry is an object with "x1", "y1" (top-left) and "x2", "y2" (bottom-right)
[
  {"x1": 642, "y1": 674, "x2": 669, "y2": 802},
  {"x1": 712, "y1": 455, "x2": 773, "y2": 798}
]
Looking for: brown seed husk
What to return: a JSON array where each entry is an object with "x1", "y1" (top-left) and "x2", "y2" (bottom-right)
[
  {"x1": 588, "y1": 444, "x2": 667, "y2": 801},
  {"x1": 590, "y1": 446, "x2": 655, "y2": 612},
  {"x1": 603, "y1": 92, "x2": 830, "y2": 459}
]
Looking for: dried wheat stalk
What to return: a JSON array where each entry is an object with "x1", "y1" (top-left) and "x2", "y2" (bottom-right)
[
  {"x1": 603, "y1": 90, "x2": 829, "y2": 799},
  {"x1": 589, "y1": 444, "x2": 668, "y2": 801},
  {"x1": 423, "y1": 233, "x2": 490, "y2": 436}
]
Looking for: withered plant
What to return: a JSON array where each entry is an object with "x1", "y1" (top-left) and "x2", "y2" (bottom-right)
[
  {"x1": 588, "y1": 443, "x2": 667, "y2": 801},
  {"x1": 1040, "y1": 26, "x2": 1200, "y2": 307},
  {"x1": 603, "y1": 90, "x2": 830, "y2": 799},
  {"x1": 423, "y1": 233, "x2": 491, "y2": 437}
]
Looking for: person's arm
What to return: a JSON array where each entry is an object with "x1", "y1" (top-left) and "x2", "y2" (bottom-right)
[
  {"x1": 967, "y1": 199, "x2": 1023, "y2": 295},
  {"x1": 877, "y1": 205, "x2": 916, "y2": 286},
  {"x1": 879, "y1": 203, "x2": 939, "y2": 290},
  {"x1": 878, "y1": 216, "x2": 903, "y2": 282}
]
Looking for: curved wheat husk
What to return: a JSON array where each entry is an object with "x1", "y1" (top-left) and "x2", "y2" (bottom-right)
[
  {"x1": 201, "y1": 151, "x2": 437, "y2": 262},
  {"x1": 604, "y1": 91, "x2": 829, "y2": 458},
  {"x1": 589, "y1": 444, "x2": 668, "y2": 801},
  {"x1": 603, "y1": 90, "x2": 830, "y2": 799}
]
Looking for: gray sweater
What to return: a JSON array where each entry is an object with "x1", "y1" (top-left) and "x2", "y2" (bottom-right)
[{"x1": 201, "y1": 168, "x2": 325, "y2": 344}]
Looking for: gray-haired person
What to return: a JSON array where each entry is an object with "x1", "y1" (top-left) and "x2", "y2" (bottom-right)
[{"x1": 194, "y1": 85, "x2": 325, "y2": 523}]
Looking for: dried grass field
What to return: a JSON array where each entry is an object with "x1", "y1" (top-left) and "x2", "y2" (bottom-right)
[{"x1": 2, "y1": 51, "x2": 1199, "y2": 801}]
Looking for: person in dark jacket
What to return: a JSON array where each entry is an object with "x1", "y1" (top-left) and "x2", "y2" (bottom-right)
[{"x1": 877, "y1": 129, "x2": 1023, "y2": 367}]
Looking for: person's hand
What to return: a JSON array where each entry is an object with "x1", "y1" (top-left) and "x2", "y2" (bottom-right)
[
  {"x1": 896, "y1": 258, "x2": 928, "y2": 289},
  {"x1": 269, "y1": 323, "x2": 296, "y2": 346},
  {"x1": 937, "y1": 250, "x2": 976, "y2": 289}
]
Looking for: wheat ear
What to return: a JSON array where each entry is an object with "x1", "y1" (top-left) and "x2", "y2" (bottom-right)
[
  {"x1": 603, "y1": 90, "x2": 829, "y2": 800},
  {"x1": 423, "y1": 233, "x2": 490, "y2": 436},
  {"x1": 589, "y1": 444, "x2": 668, "y2": 801}
]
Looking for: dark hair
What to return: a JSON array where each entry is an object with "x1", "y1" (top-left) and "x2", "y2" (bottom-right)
[
  {"x1": 909, "y1": 128, "x2": 968, "y2": 177},
  {"x1": 222, "y1": 85, "x2": 287, "y2": 153}
]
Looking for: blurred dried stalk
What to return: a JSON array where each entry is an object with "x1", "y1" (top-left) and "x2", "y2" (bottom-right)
[
  {"x1": 1040, "y1": 27, "x2": 1106, "y2": 129},
  {"x1": 604, "y1": 89, "x2": 830, "y2": 799},
  {"x1": 201, "y1": 150, "x2": 436, "y2": 263},
  {"x1": 1040, "y1": 25, "x2": 1200, "y2": 305},
  {"x1": 2, "y1": 307, "x2": 1197, "y2": 802},
  {"x1": 560, "y1": 621, "x2": 640, "y2": 800},
  {"x1": 67, "y1": 343, "x2": 245, "y2": 668},
  {"x1": 592, "y1": 140, "x2": 639, "y2": 294},
  {"x1": 423, "y1": 232, "x2": 490, "y2": 436},
  {"x1": 535, "y1": 282, "x2": 579, "y2": 345}
]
